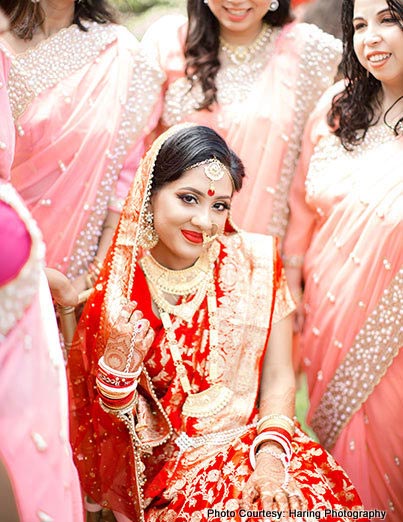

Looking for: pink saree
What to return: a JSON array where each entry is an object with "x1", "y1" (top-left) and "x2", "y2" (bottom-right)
[
  {"x1": 283, "y1": 85, "x2": 403, "y2": 518},
  {"x1": 0, "y1": 57, "x2": 83, "y2": 520},
  {"x1": 0, "y1": 22, "x2": 163, "y2": 279},
  {"x1": 0, "y1": 43, "x2": 13, "y2": 179},
  {"x1": 142, "y1": 16, "x2": 341, "y2": 238}
]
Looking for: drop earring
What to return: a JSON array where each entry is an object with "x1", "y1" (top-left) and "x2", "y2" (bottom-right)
[{"x1": 139, "y1": 210, "x2": 159, "y2": 249}]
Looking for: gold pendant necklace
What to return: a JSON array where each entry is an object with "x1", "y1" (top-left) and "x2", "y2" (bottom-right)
[
  {"x1": 142, "y1": 243, "x2": 233, "y2": 418},
  {"x1": 220, "y1": 23, "x2": 273, "y2": 66}
]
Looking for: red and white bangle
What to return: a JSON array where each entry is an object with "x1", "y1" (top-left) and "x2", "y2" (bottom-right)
[
  {"x1": 249, "y1": 429, "x2": 293, "y2": 470},
  {"x1": 96, "y1": 357, "x2": 143, "y2": 411}
]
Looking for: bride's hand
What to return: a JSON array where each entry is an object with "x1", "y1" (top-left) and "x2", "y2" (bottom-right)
[
  {"x1": 104, "y1": 302, "x2": 155, "y2": 373},
  {"x1": 242, "y1": 449, "x2": 307, "y2": 520}
]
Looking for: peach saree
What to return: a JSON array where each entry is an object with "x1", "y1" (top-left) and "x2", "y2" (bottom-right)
[
  {"x1": 0, "y1": 22, "x2": 163, "y2": 279},
  {"x1": 0, "y1": 52, "x2": 83, "y2": 522},
  {"x1": 142, "y1": 16, "x2": 341, "y2": 239},
  {"x1": 284, "y1": 87, "x2": 403, "y2": 519}
]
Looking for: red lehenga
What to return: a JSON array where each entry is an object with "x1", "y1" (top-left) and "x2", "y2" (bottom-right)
[{"x1": 68, "y1": 125, "x2": 366, "y2": 522}]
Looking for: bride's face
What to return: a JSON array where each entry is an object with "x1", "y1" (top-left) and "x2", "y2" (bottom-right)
[{"x1": 150, "y1": 165, "x2": 233, "y2": 271}]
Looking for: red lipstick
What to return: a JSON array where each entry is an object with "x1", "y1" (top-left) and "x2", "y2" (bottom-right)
[{"x1": 181, "y1": 230, "x2": 203, "y2": 244}]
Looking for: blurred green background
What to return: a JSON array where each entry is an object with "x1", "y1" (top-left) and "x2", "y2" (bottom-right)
[{"x1": 112, "y1": 0, "x2": 184, "y2": 38}]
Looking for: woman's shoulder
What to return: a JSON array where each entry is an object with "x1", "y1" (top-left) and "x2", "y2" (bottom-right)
[
  {"x1": 142, "y1": 14, "x2": 187, "y2": 47},
  {"x1": 291, "y1": 22, "x2": 342, "y2": 53},
  {"x1": 141, "y1": 14, "x2": 187, "y2": 69},
  {"x1": 223, "y1": 232, "x2": 277, "y2": 260},
  {"x1": 311, "y1": 80, "x2": 346, "y2": 132},
  {"x1": 111, "y1": 22, "x2": 138, "y2": 42}
]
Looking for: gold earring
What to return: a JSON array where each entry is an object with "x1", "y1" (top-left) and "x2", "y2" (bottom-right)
[{"x1": 139, "y1": 210, "x2": 159, "y2": 249}]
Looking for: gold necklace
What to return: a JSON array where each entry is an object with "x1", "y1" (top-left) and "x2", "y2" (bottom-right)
[
  {"x1": 220, "y1": 23, "x2": 273, "y2": 66},
  {"x1": 140, "y1": 249, "x2": 211, "y2": 296},
  {"x1": 140, "y1": 245, "x2": 219, "y2": 323},
  {"x1": 142, "y1": 243, "x2": 233, "y2": 417}
]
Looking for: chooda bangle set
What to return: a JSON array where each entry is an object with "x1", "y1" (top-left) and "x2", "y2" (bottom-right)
[
  {"x1": 96, "y1": 356, "x2": 142, "y2": 413},
  {"x1": 249, "y1": 413, "x2": 295, "y2": 489}
]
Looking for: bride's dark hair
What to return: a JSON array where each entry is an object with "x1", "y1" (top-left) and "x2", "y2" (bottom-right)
[{"x1": 152, "y1": 125, "x2": 245, "y2": 193}]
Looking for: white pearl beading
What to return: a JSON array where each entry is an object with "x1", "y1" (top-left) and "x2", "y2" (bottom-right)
[
  {"x1": 0, "y1": 184, "x2": 45, "y2": 339},
  {"x1": 8, "y1": 22, "x2": 118, "y2": 121},
  {"x1": 175, "y1": 423, "x2": 255, "y2": 456},
  {"x1": 161, "y1": 24, "x2": 341, "y2": 239}
]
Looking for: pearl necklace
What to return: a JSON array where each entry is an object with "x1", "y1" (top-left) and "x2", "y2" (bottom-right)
[{"x1": 220, "y1": 23, "x2": 273, "y2": 66}]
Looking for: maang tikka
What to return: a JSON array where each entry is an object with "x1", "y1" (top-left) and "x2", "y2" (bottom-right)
[{"x1": 186, "y1": 158, "x2": 232, "y2": 196}]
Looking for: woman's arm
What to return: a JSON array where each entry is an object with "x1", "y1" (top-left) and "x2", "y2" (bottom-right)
[
  {"x1": 242, "y1": 316, "x2": 307, "y2": 513},
  {"x1": 259, "y1": 315, "x2": 295, "y2": 418},
  {"x1": 0, "y1": 455, "x2": 19, "y2": 522}
]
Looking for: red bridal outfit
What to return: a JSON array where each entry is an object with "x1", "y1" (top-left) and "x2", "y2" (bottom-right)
[{"x1": 68, "y1": 125, "x2": 367, "y2": 522}]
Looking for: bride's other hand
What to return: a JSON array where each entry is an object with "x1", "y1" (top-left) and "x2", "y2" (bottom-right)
[{"x1": 104, "y1": 302, "x2": 155, "y2": 373}]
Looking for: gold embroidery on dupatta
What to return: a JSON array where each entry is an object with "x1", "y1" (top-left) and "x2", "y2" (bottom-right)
[
  {"x1": 311, "y1": 268, "x2": 403, "y2": 449},
  {"x1": 193, "y1": 232, "x2": 275, "y2": 432},
  {"x1": 272, "y1": 269, "x2": 296, "y2": 324}
]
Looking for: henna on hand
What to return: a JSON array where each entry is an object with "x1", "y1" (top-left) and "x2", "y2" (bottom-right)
[
  {"x1": 104, "y1": 303, "x2": 155, "y2": 373},
  {"x1": 242, "y1": 453, "x2": 307, "y2": 516}
]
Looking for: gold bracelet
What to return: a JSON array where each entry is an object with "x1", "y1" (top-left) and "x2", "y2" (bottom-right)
[
  {"x1": 258, "y1": 420, "x2": 294, "y2": 437},
  {"x1": 257, "y1": 414, "x2": 294, "y2": 432}
]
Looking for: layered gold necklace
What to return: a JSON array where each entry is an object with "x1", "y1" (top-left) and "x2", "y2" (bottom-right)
[
  {"x1": 220, "y1": 23, "x2": 273, "y2": 66},
  {"x1": 140, "y1": 243, "x2": 233, "y2": 418}
]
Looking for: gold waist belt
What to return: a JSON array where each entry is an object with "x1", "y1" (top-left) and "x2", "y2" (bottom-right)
[{"x1": 175, "y1": 423, "x2": 255, "y2": 455}]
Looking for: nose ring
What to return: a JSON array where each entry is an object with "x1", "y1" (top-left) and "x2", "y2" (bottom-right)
[{"x1": 202, "y1": 224, "x2": 219, "y2": 246}]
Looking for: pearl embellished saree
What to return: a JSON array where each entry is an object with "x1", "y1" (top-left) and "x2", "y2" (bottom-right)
[
  {"x1": 284, "y1": 85, "x2": 403, "y2": 518},
  {"x1": 142, "y1": 16, "x2": 341, "y2": 239},
  {"x1": 0, "y1": 184, "x2": 84, "y2": 522},
  {"x1": 68, "y1": 125, "x2": 366, "y2": 522},
  {"x1": 1, "y1": 57, "x2": 83, "y2": 520},
  {"x1": 0, "y1": 22, "x2": 163, "y2": 280},
  {"x1": 0, "y1": 44, "x2": 13, "y2": 178}
]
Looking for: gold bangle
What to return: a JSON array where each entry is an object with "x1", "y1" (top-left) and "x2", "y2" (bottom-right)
[{"x1": 258, "y1": 421, "x2": 294, "y2": 437}]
